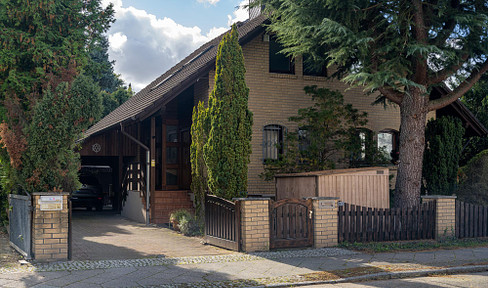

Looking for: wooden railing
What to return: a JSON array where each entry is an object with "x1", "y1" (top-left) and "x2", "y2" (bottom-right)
[
  {"x1": 456, "y1": 201, "x2": 488, "y2": 239},
  {"x1": 205, "y1": 195, "x2": 240, "y2": 251},
  {"x1": 121, "y1": 162, "x2": 146, "y2": 205},
  {"x1": 338, "y1": 201, "x2": 436, "y2": 243}
]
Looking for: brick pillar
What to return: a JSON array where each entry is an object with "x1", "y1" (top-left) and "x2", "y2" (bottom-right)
[
  {"x1": 308, "y1": 197, "x2": 339, "y2": 248},
  {"x1": 421, "y1": 195, "x2": 457, "y2": 240},
  {"x1": 238, "y1": 198, "x2": 270, "y2": 252},
  {"x1": 32, "y1": 192, "x2": 69, "y2": 261}
]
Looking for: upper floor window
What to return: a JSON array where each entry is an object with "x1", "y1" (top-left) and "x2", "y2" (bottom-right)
[
  {"x1": 303, "y1": 55, "x2": 327, "y2": 77},
  {"x1": 263, "y1": 124, "x2": 286, "y2": 161},
  {"x1": 269, "y1": 37, "x2": 295, "y2": 74}
]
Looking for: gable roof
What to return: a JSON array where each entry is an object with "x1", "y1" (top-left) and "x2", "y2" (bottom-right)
[{"x1": 84, "y1": 14, "x2": 268, "y2": 138}]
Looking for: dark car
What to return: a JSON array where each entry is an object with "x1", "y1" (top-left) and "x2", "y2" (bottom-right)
[{"x1": 71, "y1": 176, "x2": 104, "y2": 211}]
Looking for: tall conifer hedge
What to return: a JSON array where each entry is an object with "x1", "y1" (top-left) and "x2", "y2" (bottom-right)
[{"x1": 191, "y1": 24, "x2": 253, "y2": 202}]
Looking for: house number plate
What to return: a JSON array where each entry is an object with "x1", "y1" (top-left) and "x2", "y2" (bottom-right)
[
  {"x1": 318, "y1": 200, "x2": 335, "y2": 209},
  {"x1": 39, "y1": 196, "x2": 63, "y2": 211}
]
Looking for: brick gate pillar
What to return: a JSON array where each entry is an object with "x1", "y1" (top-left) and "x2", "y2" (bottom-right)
[
  {"x1": 308, "y1": 197, "x2": 339, "y2": 248},
  {"x1": 421, "y1": 195, "x2": 457, "y2": 240},
  {"x1": 237, "y1": 198, "x2": 270, "y2": 252},
  {"x1": 32, "y1": 192, "x2": 69, "y2": 261}
]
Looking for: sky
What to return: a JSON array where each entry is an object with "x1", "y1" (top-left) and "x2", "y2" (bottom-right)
[{"x1": 101, "y1": 0, "x2": 250, "y2": 91}]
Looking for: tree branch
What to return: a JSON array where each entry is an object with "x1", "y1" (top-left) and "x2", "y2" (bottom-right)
[
  {"x1": 378, "y1": 87, "x2": 403, "y2": 105},
  {"x1": 428, "y1": 59, "x2": 488, "y2": 111},
  {"x1": 427, "y1": 54, "x2": 470, "y2": 86}
]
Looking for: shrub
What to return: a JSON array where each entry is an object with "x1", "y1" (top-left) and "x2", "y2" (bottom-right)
[
  {"x1": 168, "y1": 209, "x2": 202, "y2": 236},
  {"x1": 457, "y1": 150, "x2": 488, "y2": 206}
]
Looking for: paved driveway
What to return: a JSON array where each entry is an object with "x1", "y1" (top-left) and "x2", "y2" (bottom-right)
[{"x1": 71, "y1": 210, "x2": 232, "y2": 260}]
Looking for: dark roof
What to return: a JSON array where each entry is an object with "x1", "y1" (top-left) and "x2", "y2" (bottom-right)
[{"x1": 84, "y1": 14, "x2": 268, "y2": 138}]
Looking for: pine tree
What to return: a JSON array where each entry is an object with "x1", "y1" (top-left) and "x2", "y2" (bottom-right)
[{"x1": 203, "y1": 25, "x2": 253, "y2": 200}]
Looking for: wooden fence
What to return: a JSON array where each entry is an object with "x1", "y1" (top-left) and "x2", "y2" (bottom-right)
[
  {"x1": 204, "y1": 195, "x2": 241, "y2": 251},
  {"x1": 338, "y1": 202, "x2": 436, "y2": 242},
  {"x1": 456, "y1": 201, "x2": 488, "y2": 239}
]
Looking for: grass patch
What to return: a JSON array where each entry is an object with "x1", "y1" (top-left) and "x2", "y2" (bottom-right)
[{"x1": 338, "y1": 238, "x2": 488, "y2": 253}]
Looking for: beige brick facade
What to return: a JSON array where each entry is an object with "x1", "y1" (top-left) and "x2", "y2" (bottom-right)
[
  {"x1": 239, "y1": 198, "x2": 270, "y2": 252},
  {"x1": 422, "y1": 195, "x2": 457, "y2": 240},
  {"x1": 32, "y1": 193, "x2": 69, "y2": 261},
  {"x1": 309, "y1": 197, "x2": 339, "y2": 248},
  {"x1": 196, "y1": 33, "x2": 413, "y2": 196}
]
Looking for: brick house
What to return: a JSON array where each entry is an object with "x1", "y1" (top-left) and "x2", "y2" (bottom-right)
[{"x1": 79, "y1": 13, "x2": 487, "y2": 224}]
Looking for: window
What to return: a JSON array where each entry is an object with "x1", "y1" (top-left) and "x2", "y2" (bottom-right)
[
  {"x1": 377, "y1": 129, "x2": 399, "y2": 162},
  {"x1": 350, "y1": 128, "x2": 373, "y2": 166},
  {"x1": 303, "y1": 55, "x2": 327, "y2": 77},
  {"x1": 298, "y1": 127, "x2": 309, "y2": 152},
  {"x1": 269, "y1": 37, "x2": 295, "y2": 74},
  {"x1": 263, "y1": 125, "x2": 285, "y2": 161}
]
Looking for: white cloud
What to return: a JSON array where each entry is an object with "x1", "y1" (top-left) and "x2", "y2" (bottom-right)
[
  {"x1": 104, "y1": 1, "x2": 227, "y2": 91},
  {"x1": 197, "y1": 0, "x2": 220, "y2": 5},
  {"x1": 227, "y1": 0, "x2": 249, "y2": 26}
]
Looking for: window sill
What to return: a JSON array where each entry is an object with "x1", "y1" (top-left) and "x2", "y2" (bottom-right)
[
  {"x1": 303, "y1": 75, "x2": 327, "y2": 81},
  {"x1": 269, "y1": 73, "x2": 298, "y2": 80}
]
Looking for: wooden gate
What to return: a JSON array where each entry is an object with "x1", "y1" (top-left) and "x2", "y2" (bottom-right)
[
  {"x1": 205, "y1": 195, "x2": 241, "y2": 251},
  {"x1": 269, "y1": 199, "x2": 313, "y2": 249}
]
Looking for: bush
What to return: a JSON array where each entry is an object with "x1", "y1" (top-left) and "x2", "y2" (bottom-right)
[
  {"x1": 457, "y1": 150, "x2": 488, "y2": 206},
  {"x1": 169, "y1": 209, "x2": 203, "y2": 236}
]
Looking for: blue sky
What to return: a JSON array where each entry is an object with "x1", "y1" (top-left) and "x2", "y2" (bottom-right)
[{"x1": 101, "y1": 0, "x2": 248, "y2": 91}]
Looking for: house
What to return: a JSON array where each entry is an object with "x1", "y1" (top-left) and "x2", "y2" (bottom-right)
[{"x1": 79, "y1": 12, "x2": 487, "y2": 224}]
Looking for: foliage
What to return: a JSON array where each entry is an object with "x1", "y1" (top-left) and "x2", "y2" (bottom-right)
[
  {"x1": 86, "y1": 36, "x2": 124, "y2": 94},
  {"x1": 261, "y1": 86, "x2": 387, "y2": 180},
  {"x1": 169, "y1": 209, "x2": 202, "y2": 236},
  {"x1": 22, "y1": 75, "x2": 102, "y2": 192},
  {"x1": 457, "y1": 150, "x2": 488, "y2": 206},
  {"x1": 203, "y1": 25, "x2": 253, "y2": 200},
  {"x1": 422, "y1": 116, "x2": 464, "y2": 195},
  {"x1": 0, "y1": 0, "x2": 114, "y2": 193},
  {"x1": 190, "y1": 101, "x2": 209, "y2": 219},
  {"x1": 100, "y1": 86, "x2": 133, "y2": 118},
  {"x1": 460, "y1": 74, "x2": 488, "y2": 166},
  {"x1": 255, "y1": 0, "x2": 488, "y2": 207}
]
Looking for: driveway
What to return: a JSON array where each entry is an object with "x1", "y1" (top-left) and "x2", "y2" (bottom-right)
[{"x1": 72, "y1": 210, "x2": 232, "y2": 260}]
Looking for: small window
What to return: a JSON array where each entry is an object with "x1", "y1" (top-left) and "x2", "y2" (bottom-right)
[
  {"x1": 303, "y1": 55, "x2": 327, "y2": 77},
  {"x1": 263, "y1": 125, "x2": 285, "y2": 161},
  {"x1": 298, "y1": 127, "x2": 309, "y2": 152},
  {"x1": 350, "y1": 129, "x2": 373, "y2": 166},
  {"x1": 269, "y1": 37, "x2": 295, "y2": 74},
  {"x1": 378, "y1": 129, "x2": 399, "y2": 162}
]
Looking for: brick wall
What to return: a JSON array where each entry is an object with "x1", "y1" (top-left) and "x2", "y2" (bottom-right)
[
  {"x1": 32, "y1": 193, "x2": 69, "y2": 262},
  {"x1": 422, "y1": 195, "x2": 456, "y2": 240},
  {"x1": 239, "y1": 198, "x2": 270, "y2": 252},
  {"x1": 310, "y1": 197, "x2": 339, "y2": 248}
]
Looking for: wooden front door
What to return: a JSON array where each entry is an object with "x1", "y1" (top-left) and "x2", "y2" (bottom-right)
[{"x1": 269, "y1": 198, "x2": 313, "y2": 249}]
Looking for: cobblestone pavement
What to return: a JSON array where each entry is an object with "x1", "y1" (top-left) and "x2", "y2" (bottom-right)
[{"x1": 1, "y1": 247, "x2": 488, "y2": 287}]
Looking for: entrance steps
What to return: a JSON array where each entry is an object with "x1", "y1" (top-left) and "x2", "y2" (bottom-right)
[{"x1": 151, "y1": 190, "x2": 195, "y2": 224}]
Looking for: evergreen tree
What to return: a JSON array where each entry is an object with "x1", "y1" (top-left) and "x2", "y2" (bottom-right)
[
  {"x1": 422, "y1": 116, "x2": 464, "y2": 195},
  {"x1": 203, "y1": 25, "x2": 253, "y2": 200},
  {"x1": 0, "y1": 0, "x2": 114, "y2": 192},
  {"x1": 255, "y1": 0, "x2": 488, "y2": 207},
  {"x1": 190, "y1": 101, "x2": 209, "y2": 218},
  {"x1": 86, "y1": 36, "x2": 123, "y2": 93}
]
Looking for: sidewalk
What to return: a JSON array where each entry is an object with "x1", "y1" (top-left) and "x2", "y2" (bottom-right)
[{"x1": 2, "y1": 246, "x2": 488, "y2": 287}]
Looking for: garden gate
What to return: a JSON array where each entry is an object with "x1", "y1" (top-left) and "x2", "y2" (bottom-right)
[
  {"x1": 204, "y1": 195, "x2": 241, "y2": 251},
  {"x1": 8, "y1": 193, "x2": 32, "y2": 259},
  {"x1": 456, "y1": 201, "x2": 488, "y2": 238},
  {"x1": 269, "y1": 198, "x2": 313, "y2": 249}
]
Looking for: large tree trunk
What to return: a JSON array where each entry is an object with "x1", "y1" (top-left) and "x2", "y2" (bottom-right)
[{"x1": 394, "y1": 88, "x2": 428, "y2": 208}]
